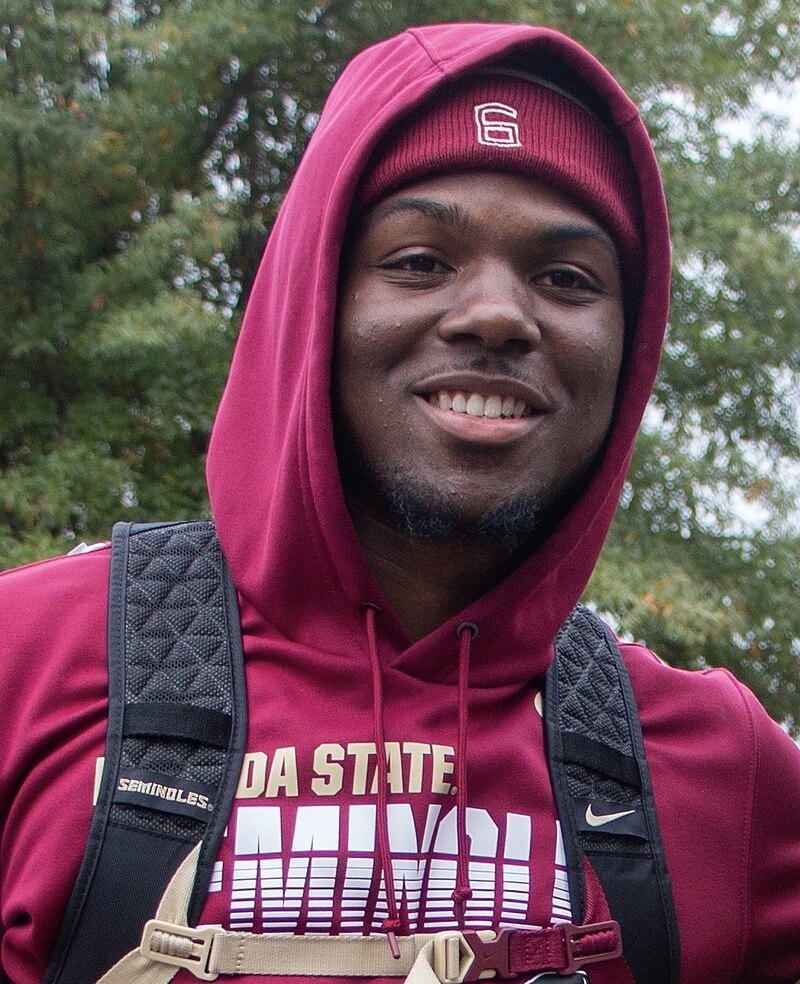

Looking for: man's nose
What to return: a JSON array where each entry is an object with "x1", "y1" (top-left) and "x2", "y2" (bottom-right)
[{"x1": 436, "y1": 266, "x2": 541, "y2": 352}]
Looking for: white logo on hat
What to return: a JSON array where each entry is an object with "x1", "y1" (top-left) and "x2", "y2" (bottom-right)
[{"x1": 474, "y1": 102, "x2": 522, "y2": 147}]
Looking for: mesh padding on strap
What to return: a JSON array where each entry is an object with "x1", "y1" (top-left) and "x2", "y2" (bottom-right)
[
  {"x1": 546, "y1": 605, "x2": 680, "y2": 984},
  {"x1": 44, "y1": 521, "x2": 247, "y2": 984}
]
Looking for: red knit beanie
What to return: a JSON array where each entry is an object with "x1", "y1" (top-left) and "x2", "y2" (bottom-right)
[{"x1": 358, "y1": 73, "x2": 642, "y2": 286}]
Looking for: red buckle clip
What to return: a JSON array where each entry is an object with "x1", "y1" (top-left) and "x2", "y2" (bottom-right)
[
  {"x1": 562, "y1": 921, "x2": 623, "y2": 975},
  {"x1": 432, "y1": 929, "x2": 513, "y2": 983},
  {"x1": 461, "y1": 930, "x2": 513, "y2": 981}
]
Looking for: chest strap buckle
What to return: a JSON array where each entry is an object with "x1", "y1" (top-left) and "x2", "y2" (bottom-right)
[
  {"x1": 431, "y1": 921, "x2": 622, "y2": 983},
  {"x1": 432, "y1": 929, "x2": 512, "y2": 983},
  {"x1": 140, "y1": 919, "x2": 222, "y2": 981}
]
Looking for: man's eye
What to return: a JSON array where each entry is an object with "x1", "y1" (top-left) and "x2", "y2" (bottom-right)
[
  {"x1": 384, "y1": 253, "x2": 446, "y2": 275},
  {"x1": 538, "y1": 268, "x2": 598, "y2": 291}
]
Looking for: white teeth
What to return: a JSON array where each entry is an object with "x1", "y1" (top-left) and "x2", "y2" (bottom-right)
[
  {"x1": 428, "y1": 390, "x2": 531, "y2": 419},
  {"x1": 484, "y1": 395, "x2": 502, "y2": 419},
  {"x1": 466, "y1": 393, "x2": 485, "y2": 417}
]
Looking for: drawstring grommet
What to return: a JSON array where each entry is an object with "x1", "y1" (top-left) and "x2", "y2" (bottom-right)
[
  {"x1": 360, "y1": 601, "x2": 382, "y2": 613},
  {"x1": 456, "y1": 621, "x2": 478, "y2": 639}
]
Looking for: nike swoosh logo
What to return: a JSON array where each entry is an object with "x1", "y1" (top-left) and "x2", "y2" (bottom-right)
[{"x1": 585, "y1": 804, "x2": 637, "y2": 827}]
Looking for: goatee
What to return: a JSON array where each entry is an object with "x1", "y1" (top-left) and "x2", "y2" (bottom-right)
[{"x1": 353, "y1": 459, "x2": 547, "y2": 554}]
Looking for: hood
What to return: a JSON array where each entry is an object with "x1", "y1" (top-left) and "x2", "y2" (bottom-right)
[{"x1": 205, "y1": 22, "x2": 670, "y2": 687}]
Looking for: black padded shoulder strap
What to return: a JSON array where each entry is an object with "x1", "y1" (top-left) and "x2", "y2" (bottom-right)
[
  {"x1": 545, "y1": 605, "x2": 680, "y2": 984},
  {"x1": 44, "y1": 521, "x2": 247, "y2": 984}
]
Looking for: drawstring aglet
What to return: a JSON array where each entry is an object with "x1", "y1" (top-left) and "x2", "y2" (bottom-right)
[{"x1": 381, "y1": 918, "x2": 402, "y2": 959}]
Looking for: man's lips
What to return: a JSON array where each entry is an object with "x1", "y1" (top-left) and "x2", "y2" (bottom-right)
[
  {"x1": 412, "y1": 372, "x2": 554, "y2": 418},
  {"x1": 412, "y1": 373, "x2": 553, "y2": 444}
]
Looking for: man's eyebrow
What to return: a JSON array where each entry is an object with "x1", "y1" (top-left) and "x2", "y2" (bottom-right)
[
  {"x1": 359, "y1": 198, "x2": 619, "y2": 261},
  {"x1": 537, "y1": 222, "x2": 619, "y2": 261},
  {"x1": 361, "y1": 197, "x2": 469, "y2": 232}
]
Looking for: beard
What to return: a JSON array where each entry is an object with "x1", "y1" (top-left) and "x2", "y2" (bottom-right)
[
  {"x1": 337, "y1": 434, "x2": 548, "y2": 556},
  {"x1": 386, "y1": 475, "x2": 544, "y2": 554}
]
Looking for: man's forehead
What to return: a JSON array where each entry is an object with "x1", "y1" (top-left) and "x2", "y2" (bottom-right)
[
  {"x1": 353, "y1": 175, "x2": 620, "y2": 266},
  {"x1": 352, "y1": 71, "x2": 640, "y2": 291}
]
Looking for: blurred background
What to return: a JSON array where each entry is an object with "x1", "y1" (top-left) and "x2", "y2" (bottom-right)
[{"x1": 1, "y1": 0, "x2": 799, "y2": 728}]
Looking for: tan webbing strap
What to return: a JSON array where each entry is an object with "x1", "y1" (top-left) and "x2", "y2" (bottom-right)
[
  {"x1": 92, "y1": 841, "x2": 441, "y2": 984},
  {"x1": 138, "y1": 926, "x2": 444, "y2": 980},
  {"x1": 135, "y1": 922, "x2": 521, "y2": 982},
  {"x1": 207, "y1": 933, "x2": 437, "y2": 979}
]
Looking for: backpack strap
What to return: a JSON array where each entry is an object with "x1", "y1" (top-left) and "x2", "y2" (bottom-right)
[
  {"x1": 545, "y1": 605, "x2": 680, "y2": 984},
  {"x1": 44, "y1": 521, "x2": 247, "y2": 984}
]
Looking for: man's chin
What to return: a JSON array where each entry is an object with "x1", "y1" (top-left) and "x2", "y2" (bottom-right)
[{"x1": 385, "y1": 476, "x2": 545, "y2": 555}]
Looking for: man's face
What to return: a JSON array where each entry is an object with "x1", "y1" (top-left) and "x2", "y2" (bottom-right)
[{"x1": 334, "y1": 171, "x2": 625, "y2": 547}]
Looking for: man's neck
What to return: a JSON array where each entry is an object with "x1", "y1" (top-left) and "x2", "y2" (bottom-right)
[{"x1": 347, "y1": 503, "x2": 521, "y2": 642}]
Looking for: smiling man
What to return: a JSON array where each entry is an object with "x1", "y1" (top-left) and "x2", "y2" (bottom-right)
[
  {"x1": 334, "y1": 167, "x2": 626, "y2": 639},
  {"x1": 2, "y1": 21, "x2": 800, "y2": 984}
]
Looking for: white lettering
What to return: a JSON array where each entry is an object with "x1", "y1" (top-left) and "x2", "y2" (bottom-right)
[
  {"x1": 551, "y1": 821, "x2": 573, "y2": 923},
  {"x1": 404, "y1": 742, "x2": 430, "y2": 794},
  {"x1": 431, "y1": 745, "x2": 455, "y2": 794},
  {"x1": 291, "y1": 805, "x2": 339, "y2": 852},
  {"x1": 223, "y1": 802, "x2": 538, "y2": 933},
  {"x1": 237, "y1": 752, "x2": 268, "y2": 798},
  {"x1": 311, "y1": 743, "x2": 344, "y2": 796},
  {"x1": 347, "y1": 742, "x2": 375, "y2": 795},
  {"x1": 265, "y1": 747, "x2": 299, "y2": 797},
  {"x1": 504, "y1": 813, "x2": 531, "y2": 860},
  {"x1": 347, "y1": 804, "x2": 376, "y2": 852},
  {"x1": 260, "y1": 856, "x2": 307, "y2": 929},
  {"x1": 230, "y1": 858, "x2": 257, "y2": 929},
  {"x1": 234, "y1": 805, "x2": 281, "y2": 855},
  {"x1": 474, "y1": 102, "x2": 522, "y2": 147}
]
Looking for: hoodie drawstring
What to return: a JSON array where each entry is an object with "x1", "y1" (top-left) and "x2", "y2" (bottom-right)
[
  {"x1": 452, "y1": 621, "x2": 476, "y2": 929},
  {"x1": 362, "y1": 606, "x2": 476, "y2": 953},
  {"x1": 362, "y1": 603, "x2": 402, "y2": 959}
]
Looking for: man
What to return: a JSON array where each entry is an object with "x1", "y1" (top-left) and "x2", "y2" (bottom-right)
[{"x1": 2, "y1": 21, "x2": 800, "y2": 984}]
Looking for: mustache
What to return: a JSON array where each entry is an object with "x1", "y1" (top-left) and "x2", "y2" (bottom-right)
[
  {"x1": 419, "y1": 354, "x2": 558, "y2": 405},
  {"x1": 437, "y1": 354, "x2": 526, "y2": 377}
]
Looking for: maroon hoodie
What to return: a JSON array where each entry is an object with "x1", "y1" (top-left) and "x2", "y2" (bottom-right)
[{"x1": 2, "y1": 22, "x2": 800, "y2": 984}]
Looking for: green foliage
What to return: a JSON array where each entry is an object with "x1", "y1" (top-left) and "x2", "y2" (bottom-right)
[{"x1": 2, "y1": 0, "x2": 799, "y2": 728}]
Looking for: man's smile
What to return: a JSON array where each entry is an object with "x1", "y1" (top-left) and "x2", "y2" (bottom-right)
[
  {"x1": 410, "y1": 369, "x2": 555, "y2": 443},
  {"x1": 413, "y1": 370, "x2": 553, "y2": 415},
  {"x1": 413, "y1": 391, "x2": 543, "y2": 446},
  {"x1": 427, "y1": 391, "x2": 533, "y2": 418}
]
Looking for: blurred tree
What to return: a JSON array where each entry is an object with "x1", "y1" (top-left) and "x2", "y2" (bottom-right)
[{"x1": 1, "y1": 0, "x2": 798, "y2": 727}]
